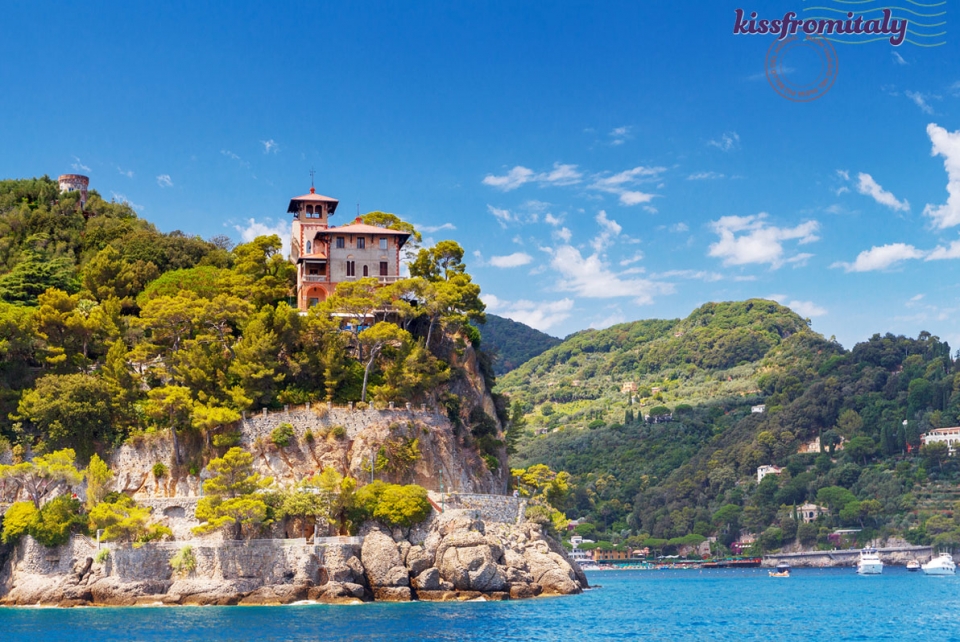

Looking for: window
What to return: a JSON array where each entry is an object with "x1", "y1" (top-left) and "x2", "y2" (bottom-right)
[
  {"x1": 357, "y1": 237, "x2": 365, "y2": 249},
  {"x1": 306, "y1": 241, "x2": 312, "y2": 253},
  {"x1": 308, "y1": 297, "x2": 319, "y2": 307},
  {"x1": 362, "y1": 264, "x2": 369, "y2": 277},
  {"x1": 346, "y1": 261, "x2": 355, "y2": 277},
  {"x1": 336, "y1": 237, "x2": 345, "y2": 249},
  {"x1": 379, "y1": 237, "x2": 388, "y2": 250},
  {"x1": 380, "y1": 262, "x2": 388, "y2": 276}
]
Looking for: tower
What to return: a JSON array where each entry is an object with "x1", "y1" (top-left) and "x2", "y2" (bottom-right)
[{"x1": 58, "y1": 174, "x2": 89, "y2": 209}]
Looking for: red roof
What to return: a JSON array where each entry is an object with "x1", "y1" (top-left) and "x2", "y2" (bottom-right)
[
  {"x1": 288, "y1": 187, "x2": 339, "y2": 213},
  {"x1": 297, "y1": 251, "x2": 328, "y2": 263}
]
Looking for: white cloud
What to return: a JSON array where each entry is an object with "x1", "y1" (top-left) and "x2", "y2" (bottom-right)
[
  {"x1": 588, "y1": 166, "x2": 664, "y2": 206},
  {"x1": 550, "y1": 245, "x2": 673, "y2": 304},
  {"x1": 117, "y1": 167, "x2": 134, "y2": 178},
  {"x1": 554, "y1": 227, "x2": 572, "y2": 242},
  {"x1": 482, "y1": 294, "x2": 573, "y2": 332},
  {"x1": 487, "y1": 205, "x2": 515, "y2": 227},
  {"x1": 643, "y1": 205, "x2": 659, "y2": 214},
  {"x1": 926, "y1": 239, "x2": 960, "y2": 260},
  {"x1": 856, "y1": 173, "x2": 909, "y2": 212},
  {"x1": 619, "y1": 252, "x2": 644, "y2": 266},
  {"x1": 110, "y1": 192, "x2": 143, "y2": 211},
  {"x1": 489, "y1": 252, "x2": 533, "y2": 268},
  {"x1": 261, "y1": 139, "x2": 279, "y2": 153},
  {"x1": 419, "y1": 222, "x2": 456, "y2": 233},
  {"x1": 609, "y1": 126, "x2": 632, "y2": 146},
  {"x1": 234, "y1": 218, "x2": 291, "y2": 258},
  {"x1": 221, "y1": 149, "x2": 250, "y2": 167},
  {"x1": 590, "y1": 311, "x2": 627, "y2": 329},
  {"x1": 670, "y1": 222, "x2": 689, "y2": 233},
  {"x1": 708, "y1": 213, "x2": 820, "y2": 268},
  {"x1": 591, "y1": 210, "x2": 622, "y2": 252},
  {"x1": 892, "y1": 51, "x2": 908, "y2": 66},
  {"x1": 768, "y1": 295, "x2": 827, "y2": 318},
  {"x1": 831, "y1": 243, "x2": 925, "y2": 272},
  {"x1": 708, "y1": 132, "x2": 740, "y2": 152},
  {"x1": 72, "y1": 157, "x2": 91, "y2": 173},
  {"x1": 923, "y1": 123, "x2": 960, "y2": 229},
  {"x1": 156, "y1": 174, "x2": 173, "y2": 188},
  {"x1": 482, "y1": 163, "x2": 582, "y2": 191},
  {"x1": 836, "y1": 169, "x2": 850, "y2": 182},
  {"x1": 544, "y1": 213, "x2": 564, "y2": 226},
  {"x1": 653, "y1": 269, "x2": 723, "y2": 282},
  {"x1": 688, "y1": 171, "x2": 725, "y2": 180},
  {"x1": 905, "y1": 90, "x2": 935, "y2": 115}
]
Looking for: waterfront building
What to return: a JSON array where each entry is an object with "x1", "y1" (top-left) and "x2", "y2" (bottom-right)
[{"x1": 289, "y1": 186, "x2": 412, "y2": 311}]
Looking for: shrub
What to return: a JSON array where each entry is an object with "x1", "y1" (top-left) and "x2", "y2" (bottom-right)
[
  {"x1": 329, "y1": 425, "x2": 347, "y2": 440},
  {"x1": 94, "y1": 548, "x2": 110, "y2": 564},
  {"x1": 88, "y1": 495, "x2": 171, "y2": 546},
  {"x1": 587, "y1": 419, "x2": 605, "y2": 430},
  {"x1": 372, "y1": 484, "x2": 431, "y2": 528},
  {"x1": 213, "y1": 431, "x2": 242, "y2": 448},
  {"x1": 170, "y1": 545, "x2": 196, "y2": 575},
  {"x1": 1, "y1": 501, "x2": 38, "y2": 544},
  {"x1": 304, "y1": 429, "x2": 315, "y2": 444},
  {"x1": 152, "y1": 462, "x2": 168, "y2": 479},
  {"x1": 356, "y1": 401, "x2": 369, "y2": 411},
  {"x1": 270, "y1": 423, "x2": 295, "y2": 448},
  {"x1": 31, "y1": 495, "x2": 85, "y2": 547}
]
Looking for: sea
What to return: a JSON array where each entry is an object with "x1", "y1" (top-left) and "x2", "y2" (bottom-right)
[{"x1": 3, "y1": 568, "x2": 960, "y2": 641}]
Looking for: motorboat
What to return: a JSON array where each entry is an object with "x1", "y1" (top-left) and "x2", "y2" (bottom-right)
[
  {"x1": 856, "y1": 548, "x2": 883, "y2": 575},
  {"x1": 906, "y1": 560, "x2": 921, "y2": 572},
  {"x1": 921, "y1": 553, "x2": 956, "y2": 576},
  {"x1": 768, "y1": 562, "x2": 791, "y2": 577}
]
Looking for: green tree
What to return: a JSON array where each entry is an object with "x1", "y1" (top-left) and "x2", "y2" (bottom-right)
[
  {"x1": 1, "y1": 501, "x2": 38, "y2": 544},
  {"x1": 844, "y1": 436, "x2": 877, "y2": 466},
  {"x1": 193, "y1": 447, "x2": 273, "y2": 539},
  {"x1": 144, "y1": 385, "x2": 194, "y2": 465},
  {"x1": 357, "y1": 322, "x2": 412, "y2": 402},
  {"x1": 506, "y1": 400, "x2": 526, "y2": 456},
  {"x1": 84, "y1": 454, "x2": 113, "y2": 510},
  {"x1": 88, "y1": 495, "x2": 171, "y2": 546},
  {"x1": 14, "y1": 374, "x2": 116, "y2": 457},
  {"x1": 29, "y1": 495, "x2": 85, "y2": 547},
  {"x1": 0, "y1": 449, "x2": 83, "y2": 508},
  {"x1": 816, "y1": 486, "x2": 857, "y2": 513}
]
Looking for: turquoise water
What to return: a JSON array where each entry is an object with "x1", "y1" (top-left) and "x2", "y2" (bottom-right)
[{"x1": 3, "y1": 568, "x2": 960, "y2": 641}]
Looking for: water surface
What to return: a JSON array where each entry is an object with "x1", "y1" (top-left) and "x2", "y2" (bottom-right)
[{"x1": 2, "y1": 568, "x2": 958, "y2": 641}]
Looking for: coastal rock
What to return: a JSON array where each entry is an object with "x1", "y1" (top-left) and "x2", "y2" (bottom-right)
[
  {"x1": 238, "y1": 584, "x2": 309, "y2": 605},
  {"x1": 361, "y1": 528, "x2": 409, "y2": 589},
  {"x1": 372, "y1": 586, "x2": 412, "y2": 602},
  {"x1": 405, "y1": 545, "x2": 433, "y2": 576},
  {"x1": 412, "y1": 567, "x2": 441, "y2": 590}
]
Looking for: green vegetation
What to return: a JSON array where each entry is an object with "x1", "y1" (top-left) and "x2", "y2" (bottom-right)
[
  {"x1": 352, "y1": 480, "x2": 431, "y2": 528},
  {"x1": 0, "y1": 177, "x2": 503, "y2": 495},
  {"x1": 169, "y1": 545, "x2": 196, "y2": 575},
  {"x1": 88, "y1": 494, "x2": 172, "y2": 546},
  {"x1": 193, "y1": 447, "x2": 273, "y2": 540},
  {"x1": 505, "y1": 300, "x2": 960, "y2": 554},
  {"x1": 270, "y1": 423, "x2": 295, "y2": 448},
  {"x1": 475, "y1": 314, "x2": 562, "y2": 375}
]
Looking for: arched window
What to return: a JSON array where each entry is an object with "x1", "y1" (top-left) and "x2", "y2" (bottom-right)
[{"x1": 306, "y1": 241, "x2": 312, "y2": 253}]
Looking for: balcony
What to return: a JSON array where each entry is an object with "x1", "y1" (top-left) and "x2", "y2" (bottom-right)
[
  {"x1": 341, "y1": 275, "x2": 403, "y2": 284},
  {"x1": 302, "y1": 275, "x2": 328, "y2": 282}
]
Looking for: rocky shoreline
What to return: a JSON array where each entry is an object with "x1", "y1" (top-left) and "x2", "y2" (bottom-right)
[{"x1": 0, "y1": 509, "x2": 587, "y2": 607}]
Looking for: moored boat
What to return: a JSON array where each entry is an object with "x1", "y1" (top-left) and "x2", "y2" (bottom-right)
[
  {"x1": 921, "y1": 553, "x2": 956, "y2": 576},
  {"x1": 906, "y1": 560, "x2": 921, "y2": 572},
  {"x1": 856, "y1": 548, "x2": 883, "y2": 575},
  {"x1": 768, "y1": 562, "x2": 790, "y2": 577}
]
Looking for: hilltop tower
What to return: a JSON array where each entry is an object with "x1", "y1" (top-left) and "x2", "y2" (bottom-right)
[
  {"x1": 58, "y1": 174, "x2": 89, "y2": 208},
  {"x1": 290, "y1": 186, "x2": 411, "y2": 310}
]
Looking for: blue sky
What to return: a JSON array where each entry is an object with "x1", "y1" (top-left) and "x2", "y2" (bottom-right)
[{"x1": 2, "y1": 0, "x2": 959, "y2": 348}]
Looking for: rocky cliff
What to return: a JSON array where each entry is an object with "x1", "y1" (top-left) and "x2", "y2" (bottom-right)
[{"x1": 0, "y1": 508, "x2": 587, "y2": 606}]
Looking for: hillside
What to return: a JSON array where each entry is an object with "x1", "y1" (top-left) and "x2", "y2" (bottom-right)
[
  {"x1": 503, "y1": 300, "x2": 960, "y2": 555},
  {"x1": 476, "y1": 314, "x2": 562, "y2": 375}
]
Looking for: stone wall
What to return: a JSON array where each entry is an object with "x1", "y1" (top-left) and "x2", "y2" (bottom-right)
[
  {"x1": 763, "y1": 546, "x2": 934, "y2": 568},
  {"x1": 238, "y1": 404, "x2": 443, "y2": 445},
  {"x1": 432, "y1": 493, "x2": 526, "y2": 524}
]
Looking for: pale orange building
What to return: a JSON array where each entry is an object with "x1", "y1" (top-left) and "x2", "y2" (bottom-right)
[{"x1": 289, "y1": 187, "x2": 412, "y2": 310}]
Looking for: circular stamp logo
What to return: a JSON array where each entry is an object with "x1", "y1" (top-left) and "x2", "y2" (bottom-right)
[{"x1": 765, "y1": 35, "x2": 838, "y2": 102}]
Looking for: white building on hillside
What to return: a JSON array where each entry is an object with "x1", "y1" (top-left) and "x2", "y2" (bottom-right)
[
  {"x1": 757, "y1": 465, "x2": 783, "y2": 483},
  {"x1": 921, "y1": 427, "x2": 960, "y2": 453}
]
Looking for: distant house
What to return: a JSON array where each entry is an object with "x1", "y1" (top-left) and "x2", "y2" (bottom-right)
[
  {"x1": 751, "y1": 404, "x2": 766, "y2": 414},
  {"x1": 798, "y1": 503, "x2": 827, "y2": 523},
  {"x1": 798, "y1": 435, "x2": 846, "y2": 454},
  {"x1": 757, "y1": 465, "x2": 783, "y2": 483},
  {"x1": 621, "y1": 381, "x2": 638, "y2": 393},
  {"x1": 920, "y1": 427, "x2": 960, "y2": 453}
]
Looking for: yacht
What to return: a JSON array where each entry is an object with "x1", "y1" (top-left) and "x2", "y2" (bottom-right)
[
  {"x1": 906, "y1": 560, "x2": 921, "y2": 572},
  {"x1": 856, "y1": 548, "x2": 883, "y2": 575},
  {"x1": 768, "y1": 562, "x2": 791, "y2": 577},
  {"x1": 921, "y1": 553, "x2": 956, "y2": 576}
]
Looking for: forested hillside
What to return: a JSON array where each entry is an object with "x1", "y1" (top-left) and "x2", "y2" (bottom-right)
[
  {"x1": 475, "y1": 314, "x2": 562, "y2": 375},
  {"x1": 0, "y1": 177, "x2": 502, "y2": 470},
  {"x1": 502, "y1": 300, "x2": 960, "y2": 555}
]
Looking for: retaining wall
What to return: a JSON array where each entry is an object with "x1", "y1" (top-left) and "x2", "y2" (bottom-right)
[
  {"x1": 432, "y1": 492, "x2": 526, "y2": 524},
  {"x1": 764, "y1": 546, "x2": 934, "y2": 567}
]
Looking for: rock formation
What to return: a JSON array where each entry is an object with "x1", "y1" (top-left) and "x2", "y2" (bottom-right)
[{"x1": 0, "y1": 508, "x2": 586, "y2": 607}]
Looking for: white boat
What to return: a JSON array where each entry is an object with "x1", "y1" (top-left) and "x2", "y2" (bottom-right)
[
  {"x1": 856, "y1": 548, "x2": 883, "y2": 575},
  {"x1": 906, "y1": 560, "x2": 921, "y2": 572},
  {"x1": 922, "y1": 553, "x2": 956, "y2": 576}
]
